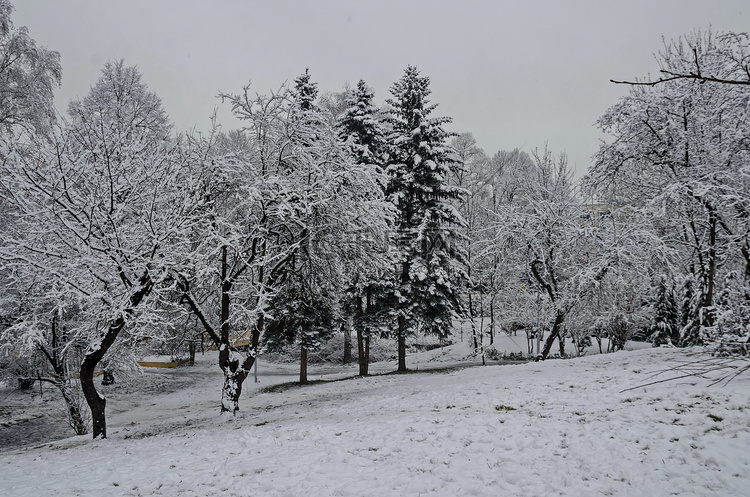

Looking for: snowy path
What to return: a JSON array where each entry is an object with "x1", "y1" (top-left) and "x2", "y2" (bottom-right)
[{"x1": 2, "y1": 348, "x2": 749, "y2": 496}]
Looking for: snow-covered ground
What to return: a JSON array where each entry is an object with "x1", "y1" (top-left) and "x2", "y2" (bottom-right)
[{"x1": 2, "y1": 345, "x2": 749, "y2": 496}]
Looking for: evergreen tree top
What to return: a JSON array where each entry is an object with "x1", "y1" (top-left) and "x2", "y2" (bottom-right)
[
  {"x1": 387, "y1": 66, "x2": 449, "y2": 132},
  {"x1": 294, "y1": 68, "x2": 319, "y2": 111},
  {"x1": 338, "y1": 79, "x2": 386, "y2": 166}
]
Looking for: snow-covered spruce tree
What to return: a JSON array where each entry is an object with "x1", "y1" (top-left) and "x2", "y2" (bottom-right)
[
  {"x1": 650, "y1": 276, "x2": 680, "y2": 346},
  {"x1": 385, "y1": 66, "x2": 467, "y2": 371},
  {"x1": 591, "y1": 30, "x2": 750, "y2": 348},
  {"x1": 0, "y1": 62, "x2": 194, "y2": 439},
  {"x1": 263, "y1": 72, "x2": 395, "y2": 383},
  {"x1": 337, "y1": 79, "x2": 396, "y2": 375}
]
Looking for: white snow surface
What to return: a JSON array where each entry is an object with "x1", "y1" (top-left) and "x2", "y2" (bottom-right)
[{"x1": 2, "y1": 346, "x2": 750, "y2": 496}]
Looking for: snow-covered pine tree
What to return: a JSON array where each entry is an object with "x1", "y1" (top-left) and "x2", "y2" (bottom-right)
[
  {"x1": 338, "y1": 79, "x2": 387, "y2": 166},
  {"x1": 650, "y1": 276, "x2": 680, "y2": 346},
  {"x1": 385, "y1": 66, "x2": 467, "y2": 371},
  {"x1": 294, "y1": 68, "x2": 318, "y2": 112},
  {"x1": 337, "y1": 79, "x2": 395, "y2": 375}
]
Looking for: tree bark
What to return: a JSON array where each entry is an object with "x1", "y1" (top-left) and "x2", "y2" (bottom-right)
[
  {"x1": 489, "y1": 297, "x2": 495, "y2": 345},
  {"x1": 558, "y1": 331, "x2": 566, "y2": 357},
  {"x1": 357, "y1": 328, "x2": 367, "y2": 376},
  {"x1": 57, "y1": 382, "x2": 87, "y2": 435},
  {"x1": 300, "y1": 346, "x2": 308, "y2": 384},
  {"x1": 221, "y1": 359, "x2": 249, "y2": 412},
  {"x1": 80, "y1": 272, "x2": 152, "y2": 438},
  {"x1": 364, "y1": 336, "x2": 370, "y2": 376},
  {"x1": 540, "y1": 310, "x2": 566, "y2": 361},
  {"x1": 342, "y1": 319, "x2": 352, "y2": 364},
  {"x1": 397, "y1": 315, "x2": 407, "y2": 372}
]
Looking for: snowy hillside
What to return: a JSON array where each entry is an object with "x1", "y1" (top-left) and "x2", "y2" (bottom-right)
[{"x1": 2, "y1": 347, "x2": 749, "y2": 496}]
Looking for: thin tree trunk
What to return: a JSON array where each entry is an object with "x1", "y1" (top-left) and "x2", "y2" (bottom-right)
[
  {"x1": 364, "y1": 336, "x2": 370, "y2": 376},
  {"x1": 397, "y1": 314, "x2": 407, "y2": 372},
  {"x1": 397, "y1": 259, "x2": 409, "y2": 372},
  {"x1": 343, "y1": 319, "x2": 352, "y2": 364},
  {"x1": 558, "y1": 331, "x2": 566, "y2": 357},
  {"x1": 489, "y1": 297, "x2": 495, "y2": 345},
  {"x1": 42, "y1": 316, "x2": 87, "y2": 435},
  {"x1": 300, "y1": 346, "x2": 308, "y2": 384},
  {"x1": 703, "y1": 213, "x2": 717, "y2": 328},
  {"x1": 468, "y1": 291, "x2": 479, "y2": 351},
  {"x1": 58, "y1": 382, "x2": 87, "y2": 435},
  {"x1": 356, "y1": 295, "x2": 366, "y2": 376}
]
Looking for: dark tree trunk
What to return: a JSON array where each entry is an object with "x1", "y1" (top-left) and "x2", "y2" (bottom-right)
[
  {"x1": 80, "y1": 273, "x2": 152, "y2": 438},
  {"x1": 342, "y1": 320, "x2": 352, "y2": 364},
  {"x1": 300, "y1": 346, "x2": 308, "y2": 384},
  {"x1": 364, "y1": 336, "x2": 370, "y2": 376},
  {"x1": 41, "y1": 316, "x2": 87, "y2": 435},
  {"x1": 558, "y1": 331, "x2": 566, "y2": 357},
  {"x1": 221, "y1": 360, "x2": 249, "y2": 412},
  {"x1": 540, "y1": 310, "x2": 566, "y2": 360},
  {"x1": 57, "y1": 381, "x2": 87, "y2": 435},
  {"x1": 80, "y1": 360, "x2": 107, "y2": 438},
  {"x1": 703, "y1": 213, "x2": 717, "y2": 328},
  {"x1": 489, "y1": 297, "x2": 495, "y2": 345},
  {"x1": 397, "y1": 258, "x2": 409, "y2": 372},
  {"x1": 356, "y1": 295, "x2": 365, "y2": 375},
  {"x1": 101, "y1": 370, "x2": 115, "y2": 386},
  {"x1": 397, "y1": 314, "x2": 407, "y2": 371},
  {"x1": 469, "y1": 291, "x2": 479, "y2": 351},
  {"x1": 357, "y1": 327, "x2": 367, "y2": 376}
]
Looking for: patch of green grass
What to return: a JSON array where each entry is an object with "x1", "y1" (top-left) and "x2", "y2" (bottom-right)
[
  {"x1": 708, "y1": 413, "x2": 724, "y2": 423},
  {"x1": 495, "y1": 404, "x2": 516, "y2": 412},
  {"x1": 705, "y1": 426, "x2": 722, "y2": 434},
  {"x1": 254, "y1": 420, "x2": 269, "y2": 427}
]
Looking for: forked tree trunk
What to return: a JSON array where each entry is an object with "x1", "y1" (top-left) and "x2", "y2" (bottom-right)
[
  {"x1": 221, "y1": 362, "x2": 249, "y2": 412},
  {"x1": 80, "y1": 273, "x2": 151, "y2": 438},
  {"x1": 300, "y1": 346, "x2": 308, "y2": 384},
  {"x1": 540, "y1": 310, "x2": 566, "y2": 361}
]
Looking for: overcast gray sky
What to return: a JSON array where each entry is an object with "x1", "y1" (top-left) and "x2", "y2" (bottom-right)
[{"x1": 13, "y1": 0, "x2": 748, "y2": 175}]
